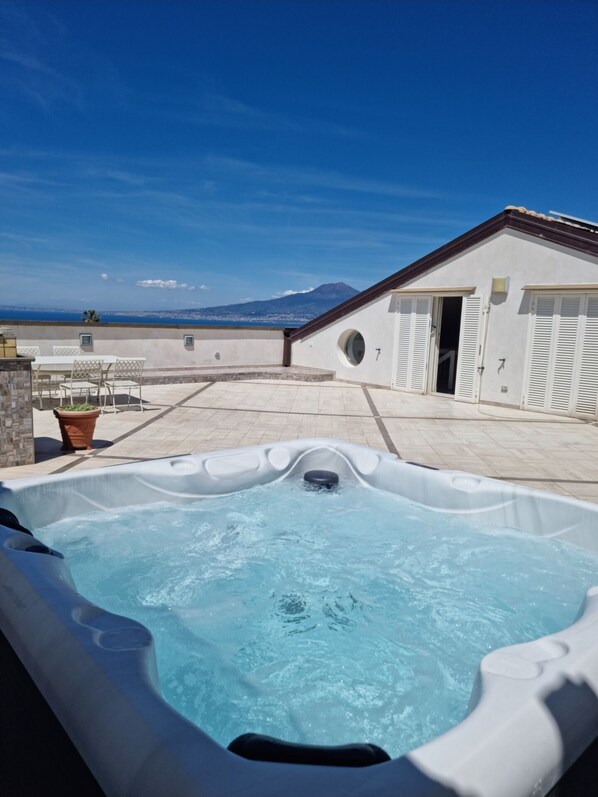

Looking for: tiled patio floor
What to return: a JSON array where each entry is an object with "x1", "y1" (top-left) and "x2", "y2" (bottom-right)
[{"x1": 2, "y1": 379, "x2": 598, "y2": 504}]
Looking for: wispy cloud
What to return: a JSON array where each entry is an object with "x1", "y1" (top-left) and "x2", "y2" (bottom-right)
[
  {"x1": 0, "y1": 25, "x2": 84, "y2": 111},
  {"x1": 0, "y1": 170, "x2": 66, "y2": 192},
  {"x1": 0, "y1": 3, "x2": 123, "y2": 113},
  {"x1": 0, "y1": 135, "x2": 481, "y2": 311},
  {"x1": 100, "y1": 272, "x2": 124, "y2": 284},
  {"x1": 136, "y1": 279, "x2": 208, "y2": 291},
  {"x1": 135, "y1": 84, "x2": 360, "y2": 138},
  {"x1": 0, "y1": 231, "x2": 54, "y2": 247},
  {"x1": 84, "y1": 168, "x2": 151, "y2": 187},
  {"x1": 205, "y1": 156, "x2": 446, "y2": 200},
  {"x1": 189, "y1": 91, "x2": 306, "y2": 132},
  {"x1": 0, "y1": 149, "x2": 469, "y2": 274},
  {"x1": 272, "y1": 287, "x2": 314, "y2": 297}
]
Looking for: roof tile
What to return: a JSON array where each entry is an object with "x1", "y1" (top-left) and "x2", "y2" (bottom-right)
[{"x1": 505, "y1": 206, "x2": 598, "y2": 234}]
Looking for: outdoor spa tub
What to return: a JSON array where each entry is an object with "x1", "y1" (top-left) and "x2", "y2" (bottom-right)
[{"x1": 1, "y1": 439, "x2": 598, "y2": 797}]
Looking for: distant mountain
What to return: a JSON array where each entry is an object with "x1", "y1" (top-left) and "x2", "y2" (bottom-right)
[
  {"x1": 139, "y1": 283, "x2": 359, "y2": 325},
  {"x1": 193, "y1": 282, "x2": 359, "y2": 323}
]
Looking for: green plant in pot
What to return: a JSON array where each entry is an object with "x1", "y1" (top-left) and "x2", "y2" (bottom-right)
[{"x1": 53, "y1": 404, "x2": 101, "y2": 451}]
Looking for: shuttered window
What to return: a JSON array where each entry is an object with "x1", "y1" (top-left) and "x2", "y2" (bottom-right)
[
  {"x1": 524, "y1": 294, "x2": 598, "y2": 418},
  {"x1": 575, "y1": 297, "x2": 598, "y2": 416},
  {"x1": 525, "y1": 296, "x2": 555, "y2": 409},
  {"x1": 392, "y1": 296, "x2": 432, "y2": 392},
  {"x1": 551, "y1": 296, "x2": 582, "y2": 412}
]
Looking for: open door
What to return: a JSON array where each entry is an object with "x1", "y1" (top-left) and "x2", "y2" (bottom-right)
[
  {"x1": 429, "y1": 296, "x2": 463, "y2": 395},
  {"x1": 454, "y1": 295, "x2": 486, "y2": 403}
]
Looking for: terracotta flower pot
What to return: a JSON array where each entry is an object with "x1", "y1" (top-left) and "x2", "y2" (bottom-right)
[{"x1": 53, "y1": 408, "x2": 101, "y2": 451}]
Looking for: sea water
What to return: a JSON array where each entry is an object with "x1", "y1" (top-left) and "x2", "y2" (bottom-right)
[{"x1": 38, "y1": 480, "x2": 598, "y2": 758}]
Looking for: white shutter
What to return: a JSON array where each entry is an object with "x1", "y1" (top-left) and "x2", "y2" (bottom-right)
[
  {"x1": 524, "y1": 295, "x2": 556, "y2": 410},
  {"x1": 548, "y1": 296, "x2": 581, "y2": 412},
  {"x1": 454, "y1": 295, "x2": 484, "y2": 403},
  {"x1": 411, "y1": 298, "x2": 432, "y2": 391},
  {"x1": 393, "y1": 298, "x2": 413, "y2": 390},
  {"x1": 392, "y1": 296, "x2": 432, "y2": 393},
  {"x1": 574, "y1": 296, "x2": 598, "y2": 417},
  {"x1": 524, "y1": 293, "x2": 598, "y2": 419}
]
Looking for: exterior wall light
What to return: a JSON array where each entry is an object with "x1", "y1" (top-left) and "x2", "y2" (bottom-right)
[
  {"x1": 79, "y1": 333, "x2": 93, "y2": 347},
  {"x1": 184, "y1": 335, "x2": 194, "y2": 347},
  {"x1": 491, "y1": 277, "x2": 510, "y2": 294}
]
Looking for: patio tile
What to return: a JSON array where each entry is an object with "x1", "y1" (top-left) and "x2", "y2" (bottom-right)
[
  {"x1": 2, "y1": 381, "x2": 597, "y2": 506},
  {"x1": 558, "y1": 481, "x2": 598, "y2": 499}
]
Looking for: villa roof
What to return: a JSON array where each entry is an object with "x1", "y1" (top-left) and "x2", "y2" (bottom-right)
[{"x1": 290, "y1": 206, "x2": 598, "y2": 342}]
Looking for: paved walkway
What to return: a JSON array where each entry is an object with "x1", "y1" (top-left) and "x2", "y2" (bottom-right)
[{"x1": 2, "y1": 379, "x2": 598, "y2": 503}]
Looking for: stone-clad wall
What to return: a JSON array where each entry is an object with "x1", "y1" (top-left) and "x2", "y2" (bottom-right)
[{"x1": 0, "y1": 358, "x2": 34, "y2": 467}]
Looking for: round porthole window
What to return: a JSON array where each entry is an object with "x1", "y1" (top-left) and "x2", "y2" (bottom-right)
[{"x1": 340, "y1": 329, "x2": 365, "y2": 366}]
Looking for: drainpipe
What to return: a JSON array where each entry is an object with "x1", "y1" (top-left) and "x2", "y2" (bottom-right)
[{"x1": 282, "y1": 329, "x2": 292, "y2": 367}]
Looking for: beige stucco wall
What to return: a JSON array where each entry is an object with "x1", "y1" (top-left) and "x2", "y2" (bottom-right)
[
  {"x1": 291, "y1": 229, "x2": 598, "y2": 406},
  {"x1": 8, "y1": 323, "x2": 286, "y2": 369}
]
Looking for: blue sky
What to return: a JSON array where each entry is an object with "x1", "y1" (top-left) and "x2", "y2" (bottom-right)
[{"x1": 1, "y1": 0, "x2": 597, "y2": 311}]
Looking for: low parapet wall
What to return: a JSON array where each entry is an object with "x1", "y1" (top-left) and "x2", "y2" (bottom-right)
[
  {"x1": 141, "y1": 364, "x2": 334, "y2": 384},
  {"x1": 5, "y1": 321, "x2": 288, "y2": 370}
]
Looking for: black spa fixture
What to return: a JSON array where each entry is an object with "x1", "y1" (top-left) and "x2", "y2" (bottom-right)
[
  {"x1": 303, "y1": 470, "x2": 339, "y2": 490},
  {"x1": 0, "y1": 508, "x2": 32, "y2": 536},
  {"x1": 228, "y1": 733, "x2": 390, "y2": 767}
]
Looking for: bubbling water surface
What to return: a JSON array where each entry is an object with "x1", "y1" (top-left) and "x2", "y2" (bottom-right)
[{"x1": 38, "y1": 480, "x2": 598, "y2": 757}]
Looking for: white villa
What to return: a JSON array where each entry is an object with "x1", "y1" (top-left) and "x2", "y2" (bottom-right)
[{"x1": 290, "y1": 206, "x2": 598, "y2": 420}]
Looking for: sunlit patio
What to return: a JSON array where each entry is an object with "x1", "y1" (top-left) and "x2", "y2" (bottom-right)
[{"x1": 2, "y1": 378, "x2": 598, "y2": 505}]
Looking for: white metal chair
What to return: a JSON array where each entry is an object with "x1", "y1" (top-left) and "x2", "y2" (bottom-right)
[
  {"x1": 103, "y1": 358, "x2": 145, "y2": 412},
  {"x1": 51, "y1": 345, "x2": 82, "y2": 383},
  {"x1": 59, "y1": 359, "x2": 103, "y2": 406},
  {"x1": 32, "y1": 364, "x2": 63, "y2": 409},
  {"x1": 20, "y1": 347, "x2": 61, "y2": 409}
]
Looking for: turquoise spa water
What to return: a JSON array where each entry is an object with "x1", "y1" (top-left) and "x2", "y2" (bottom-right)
[{"x1": 38, "y1": 480, "x2": 598, "y2": 758}]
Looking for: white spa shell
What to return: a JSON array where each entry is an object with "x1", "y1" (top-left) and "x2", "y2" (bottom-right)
[{"x1": 1, "y1": 439, "x2": 598, "y2": 797}]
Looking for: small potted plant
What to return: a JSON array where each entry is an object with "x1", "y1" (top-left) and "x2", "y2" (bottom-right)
[{"x1": 53, "y1": 404, "x2": 101, "y2": 451}]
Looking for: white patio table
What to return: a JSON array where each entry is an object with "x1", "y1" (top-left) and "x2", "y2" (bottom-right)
[{"x1": 33, "y1": 354, "x2": 120, "y2": 373}]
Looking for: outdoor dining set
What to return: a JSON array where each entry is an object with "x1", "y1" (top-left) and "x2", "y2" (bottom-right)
[{"x1": 17, "y1": 346, "x2": 145, "y2": 412}]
